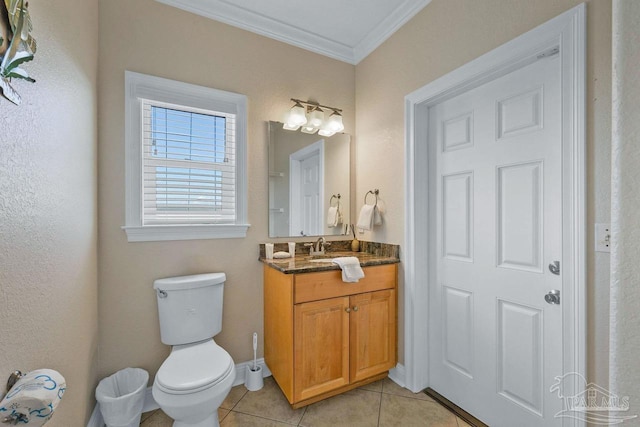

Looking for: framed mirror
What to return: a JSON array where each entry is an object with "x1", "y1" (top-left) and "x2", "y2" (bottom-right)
[{"x1": 268, "y1": 121, "x2": 351, "y2": 237}]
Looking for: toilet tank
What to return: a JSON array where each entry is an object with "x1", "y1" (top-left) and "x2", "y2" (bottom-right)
[{"x1": 153, "y1": 273, "x2": 226, "y2": 345}]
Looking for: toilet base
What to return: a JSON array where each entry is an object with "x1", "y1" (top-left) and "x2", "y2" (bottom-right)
[
  {"x1": 153, "y1": 362, "x2": 235, "y2": 427},
  {"x1": 173, "y1": 411, "x2": 219, "y2": 427}
]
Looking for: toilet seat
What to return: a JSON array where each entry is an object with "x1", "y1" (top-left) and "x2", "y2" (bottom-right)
[{"x1": 155, "y1": 340, "x2": 234, "y2": 395}]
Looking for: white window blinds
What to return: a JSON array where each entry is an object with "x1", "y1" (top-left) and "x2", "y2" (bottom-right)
[{"x1": 141, "y1": 99, "x2": 236, "y2": 225}]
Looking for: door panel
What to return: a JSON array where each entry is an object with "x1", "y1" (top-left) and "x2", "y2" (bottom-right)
[
  {"x1": 442, "y1": 172, "x2": 473, "y2": 261},
  {"x1": 350, "y1": 290, "x2": 396, "y2": 383},
  {"x1": 497, "y1": 161, "x2": 543, "y2": 272},
  {"x1": 497, "y1": 299, "x2": 544, "y2": 415},
  {"x1": 294, "y1": 297, "x2": 350, "y2": 401},
  {"x1": 442, "y1": 286, "x2": 473, "y2": 378},
  {"x1": 429, "y1": 51, "x2": 563, "y2": 426}
]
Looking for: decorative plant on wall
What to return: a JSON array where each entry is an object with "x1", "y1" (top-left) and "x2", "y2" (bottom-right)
[{"x1": 0, "y1": 0, "x2": 36, "y2": 105}]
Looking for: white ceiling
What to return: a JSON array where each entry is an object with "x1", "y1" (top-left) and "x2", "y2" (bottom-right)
[{"x1": 155, "y1": 0, "x2": 432, "y2": 64}]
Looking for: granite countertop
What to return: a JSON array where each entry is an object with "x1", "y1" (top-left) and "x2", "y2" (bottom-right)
[{"x1": 260, "y1": 251, "x2": 400, "y2": 274}]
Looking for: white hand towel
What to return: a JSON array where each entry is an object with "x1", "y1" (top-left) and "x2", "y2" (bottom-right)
[
  {"x1": 332, "y1": 257, "x2": 365, "y2": 283},
  {"x1": 356, "y1": 204, "x2": 375, "y2": 231},
  {"x1": 374, "y1": 205, "x2": 382, "y2": 225},
  {"x1": 327, "y1": 206, "x2": 339, "y2": 227}
]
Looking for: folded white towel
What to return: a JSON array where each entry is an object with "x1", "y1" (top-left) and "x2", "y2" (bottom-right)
[
  {"x1": 332, "y1": 257, "x2": 365, "y2": 283},
  {"x1": 374, "y1": 205, "x2": 382, "y2": 225},
  {"x1": 357, "y1": 204, "x2": 375, "y2": 230},
  {"x1": 327, "y1": 206, "x2": 339, "y2": 228}
]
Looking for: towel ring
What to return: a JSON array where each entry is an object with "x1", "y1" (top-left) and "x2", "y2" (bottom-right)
[
  {"x1": 330, "y1": 194, "x2": 341, "y2": 207},
  {"x1": 364, "y1": 189, "x2": 379, "y2": 207}
]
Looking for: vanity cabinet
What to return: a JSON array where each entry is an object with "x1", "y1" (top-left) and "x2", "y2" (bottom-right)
[{"x1": 264, "y1": 263, "x2": 397, "y2": 408}]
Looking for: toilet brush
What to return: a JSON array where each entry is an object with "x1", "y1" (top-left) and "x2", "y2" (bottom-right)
[
  {"x1": 245, "y1": 332, "x2": 263, "y2": 391},
  {"x1": 252, "y1": 332, "x2": 258, "y2": 371}
]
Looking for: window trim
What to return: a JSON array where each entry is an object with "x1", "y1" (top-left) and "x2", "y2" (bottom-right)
[{"x1": 123, "y1": 71, "x2": 249, "y2": 242}]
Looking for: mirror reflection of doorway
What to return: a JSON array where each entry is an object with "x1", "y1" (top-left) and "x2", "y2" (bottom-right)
[{"x1": 289, "y1": 140, "x2": 324, "y2": 236}]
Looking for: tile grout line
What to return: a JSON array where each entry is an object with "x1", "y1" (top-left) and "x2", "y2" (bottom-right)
[
  {"x1": 297, "y1": 405, "x2": 308, "y2": 426},
  {"x1": 227, "y1": 384, "x2": 307, "y2": 426},
  {"x1": 228, "y1": 388, "x2": 249, "y2": 411},
  {"x1": 376, "y1": 388, "x2": 383, "y2": 427}
]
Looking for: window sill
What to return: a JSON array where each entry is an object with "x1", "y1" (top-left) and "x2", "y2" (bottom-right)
[{"x1": 122, "y1": 224, "x2": 250, "y2": 242}]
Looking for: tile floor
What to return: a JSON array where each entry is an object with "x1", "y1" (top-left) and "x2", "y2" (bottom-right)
[{"x1": 140, "y1": 377, "x2": 471, "y2": 426}]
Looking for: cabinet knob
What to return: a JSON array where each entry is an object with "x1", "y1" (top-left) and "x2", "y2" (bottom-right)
[
  {"x1": 345, "y1": 307, "x2": 351, "y2": 313},
  {"x1": 353, "y1": 306, "x2": 359, "y2": 311}
]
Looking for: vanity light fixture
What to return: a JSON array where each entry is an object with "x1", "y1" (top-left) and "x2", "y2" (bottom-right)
[
  {"x1": 283, "y1": 99, "x2": 343, "y2": 136},
  {"x1": 283, "y1": 100, "x2": 308, "y2": 130}
]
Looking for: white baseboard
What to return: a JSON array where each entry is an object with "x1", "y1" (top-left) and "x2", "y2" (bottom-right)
[
  {"x1": 388, "y1": 363, "x2": 406, "y2": 388},
  {"x1": 87, "y1": 358, "x2": 272, "y2": 427}
]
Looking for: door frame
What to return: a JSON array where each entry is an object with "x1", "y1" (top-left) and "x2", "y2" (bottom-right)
[
  {"x1": 403, "y1": 4, "x2": 586, "y2": 425},
  {"x1": 289, "y1": 139, "x2": 325, "y2": 236}
]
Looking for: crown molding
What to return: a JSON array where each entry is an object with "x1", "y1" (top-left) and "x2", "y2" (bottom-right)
[
  {"x1": 155, "y1": 0, "x2": 431, "y2": 64},
  {"x1": 155, "y1": 0, "x2": 354, "y2": 63},
  {"x1": 353, "y1": 0, "x2": 432, "y2": 64}
]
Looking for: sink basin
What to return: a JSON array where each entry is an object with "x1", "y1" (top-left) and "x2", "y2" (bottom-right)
[{"x1": 307, "y1": 259, "x2": 335, "y2": 263}]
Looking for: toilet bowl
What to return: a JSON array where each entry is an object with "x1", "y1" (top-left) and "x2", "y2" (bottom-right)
[
  {"x1": 152, "y1": 340, "x2": 236, "y2": 427},
  {"x1": 151, "y1": 273, "x2": 235, "y2": 427}
]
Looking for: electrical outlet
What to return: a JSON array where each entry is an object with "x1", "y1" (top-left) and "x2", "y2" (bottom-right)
[{"x1": 595, "y1": 223, "x2": 611, "y2": 253}]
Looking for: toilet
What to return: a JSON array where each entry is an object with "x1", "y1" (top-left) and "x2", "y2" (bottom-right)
[{"x1": 152, "y1": 273, "x2": 236, "y2": 427}]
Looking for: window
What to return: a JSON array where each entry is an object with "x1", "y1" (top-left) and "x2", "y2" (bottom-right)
[{"x1": 123, "y1": 71, "x2": 249, "y2": 242}]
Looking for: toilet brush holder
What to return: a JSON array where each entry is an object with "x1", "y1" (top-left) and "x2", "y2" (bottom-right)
[{"x1": 244, "y1": 365, "x2": 263, "y2": 391}]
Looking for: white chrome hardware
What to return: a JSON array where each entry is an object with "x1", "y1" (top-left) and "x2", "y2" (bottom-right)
[
  {"x1": 548, "y1": 261, "x2": 560, "y2": 275},
  {"x1": 545, "y1": 290, "x2": 560, "y2": 305}
]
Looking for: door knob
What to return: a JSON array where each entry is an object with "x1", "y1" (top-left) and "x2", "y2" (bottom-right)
[
  {"x1": 545, "y1": 290, "x2": 560, "y2": 305},
  {"x1": 548, "y1": 261, "x2": 560, "y2": 275},
  {"x1": 345, "y1": 307, "x2": 351, "y2": 313},
  {"x1": 353, "y1": 306, "x2": 359, "y2": 312}
]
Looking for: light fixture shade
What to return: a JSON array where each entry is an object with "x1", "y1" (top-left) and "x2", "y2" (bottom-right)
[
  {"x1": 308, "y1": 107, "x2": 324, "y2": 128},
  {"x1": 300, "y1": 125, "x2": 318, "y2": 134},
  {"x1": 288, "y1": 102, "x2": 307, "y2": 127},
  {"x1": 318, "y1": 128, "x2": 335, "y2": 137},
  {"x1": 283, "y1": 122, "x2": 300, "y2": 131},
  {"x1": 327, "y1": 111, "x2": 344, "y2": 132}
]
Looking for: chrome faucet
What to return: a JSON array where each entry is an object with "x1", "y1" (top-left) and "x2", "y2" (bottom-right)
[{"x1": 305, "y1": 237, "x2": 330, "y2": 256}]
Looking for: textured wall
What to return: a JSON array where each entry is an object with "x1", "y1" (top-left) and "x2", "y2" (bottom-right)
[
  {"x1": 610, "y1": 0, "x2": 640, "y2": 418},
  {"x1": 97, "y1": 0, "x2": 355, "y2": 381},
  {"x1": 0, "y1": 0, "x2": 99, "y2": 425},
  {"x1": 354, "y1": 0, "x2": 612, "y2": 384}
]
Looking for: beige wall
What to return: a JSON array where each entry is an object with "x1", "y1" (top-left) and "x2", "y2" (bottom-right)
[
  {"x1": 0, "y1": 0, "x2": 99, "y2": 425},
  {"x1": 355, "y1": 0, "x2": 612, "y2": 385},
  {"x1": 610, "y1": 0, "x2": 640, "y2": 411},
  {"x1": 97, "y1": 0, "x2": 355, "y2": 380}
]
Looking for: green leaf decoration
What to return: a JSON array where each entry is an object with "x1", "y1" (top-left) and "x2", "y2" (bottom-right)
[
  {"x1": 0, "y1": 0, "x2": 37, "y2": 104},
  {"x1": 6, "y1": 66, "x2": 33, "y2": 82},
  {"x1": 4, "y1": 50, "x2": 32, "y2": 73},
  {"x1": 1, "y1": 0, "x2": 24, "y2": 71},
  {"x1": 0, "y1": 75, "x2": 22, "y2": 104}
]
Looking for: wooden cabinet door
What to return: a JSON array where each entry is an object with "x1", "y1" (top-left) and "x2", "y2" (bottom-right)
[
  {"x1": 294, "y1": 296, "x2": 350, "y2": 401},
  {"x1": 349, "y1": 289, "x2": 397, "y2": 383}
]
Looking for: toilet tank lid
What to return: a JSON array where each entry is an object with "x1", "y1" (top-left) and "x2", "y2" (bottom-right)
[{"x1": 153, "y1": 273, "x2": 226, "y2": 291}]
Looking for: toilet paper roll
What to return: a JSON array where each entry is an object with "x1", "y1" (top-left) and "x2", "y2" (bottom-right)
[{"x1": 0, "y1": 369, "x2": 66, "y2": 426}]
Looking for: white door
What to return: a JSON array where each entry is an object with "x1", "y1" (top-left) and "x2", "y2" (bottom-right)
[
  {"x1": 428, "y1": 51, "x2": 563, "y2": 426},
  {"x1": 289, "y1": 140, "x2": 324, "y2": 236},
  {"x1": 300, "y1": 153, "x2": 321, "y2": 235}
]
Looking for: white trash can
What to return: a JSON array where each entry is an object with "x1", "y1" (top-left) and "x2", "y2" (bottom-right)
[{"x1": 96, "y1": 368, "x2": 149, "y2": 427}]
